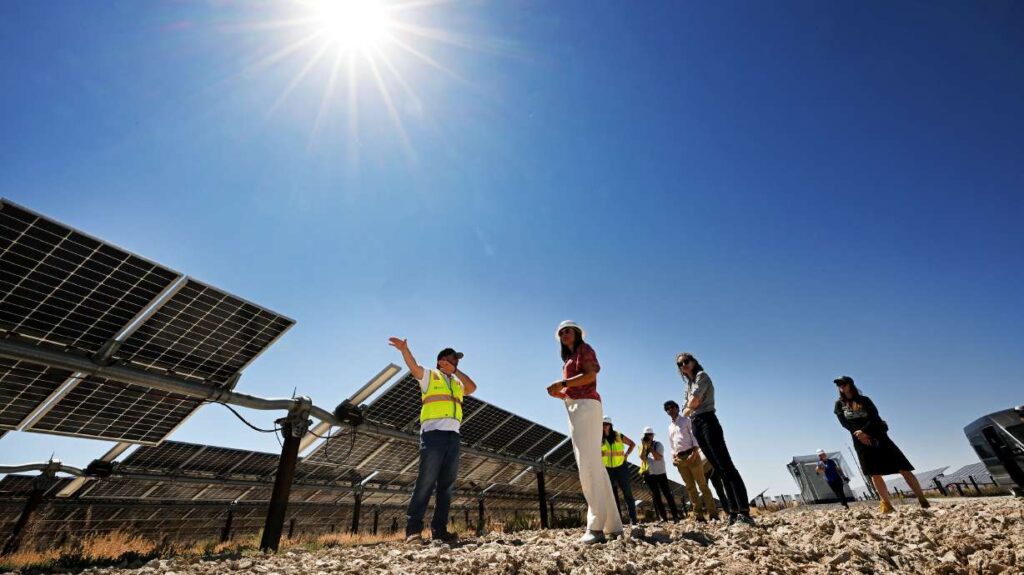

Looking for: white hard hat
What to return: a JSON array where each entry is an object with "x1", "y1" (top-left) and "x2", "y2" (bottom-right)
[
  {"x1": 642, "y1": 426, "x2": 654, "y2": 435},
  {"x1": 816, "y1": 449, "x2": 826, "y2": 455},
  {"x1": 602, "y1": 416, "x2": 612, "y2": 424},
  {"x1": 556, "y1": 320, "x2": 586, "y2": 341}
]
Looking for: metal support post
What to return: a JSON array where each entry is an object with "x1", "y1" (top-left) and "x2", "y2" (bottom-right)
[
  {"x1": 351, "y1": 486, "x2": 363, "y2": 534},
  {"x1": 2, "y1": 476, "x2": 48, "y2": 556},
  {"x1": 477, "y1": 496, "x2": 485, "y2": 535},
  {"x1": 287, "y1": 518, "x2": 296, "y2": 539},
  {"x1": 933, "y1": 478, "x2": 948, "y2": 497},
  {"x1": 954, "y1": 482, "x2": 965, "y2": 497},
  {"x1": 260, "y1": 405, "x2": 310, "y2": 552},
  {"x1": 220, "y1": 501, "x2": 237, "y2": 543},
  {"x1": 465, "y1": 508, "x2": 470, "y2": 528},
  {"x1": 372, "y1": 507, "x2": 379, "y2": 536},
  {"x1": 968, "y1": 475, "x2": 981, "y2": 495},
  {"x1": 536, "y1": 469, "x2": 548, "y2": 529},
  {"x1": 548, "y1": 499, "x2": 555, "y2": 524}
]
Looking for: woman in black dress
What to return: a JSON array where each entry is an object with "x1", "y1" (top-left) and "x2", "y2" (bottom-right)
[{"x1": 833, "y1": 376, "x2": 929, "y2": 513}]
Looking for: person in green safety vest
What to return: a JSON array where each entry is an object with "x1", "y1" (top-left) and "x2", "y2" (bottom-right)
[
  {"x1": 389, "y1": 337, "x2": 478, "y2": 544},
  {"x1": 602, "y1": 417, "x2": 638, "y2": 524}
]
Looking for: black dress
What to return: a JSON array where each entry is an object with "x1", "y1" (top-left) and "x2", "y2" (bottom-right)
[{"x1": 834, "y1": 395, "x2": 914, "y2": 476}]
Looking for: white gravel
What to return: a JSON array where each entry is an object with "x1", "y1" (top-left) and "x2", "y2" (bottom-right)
[{"x1": 77, "y1": 497, "x2": 1024, "y2": 575}]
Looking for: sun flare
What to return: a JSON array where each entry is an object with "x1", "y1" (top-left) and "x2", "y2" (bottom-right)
[{"x1": 312, "y1": 0, "x2": 391, "y2": 52}]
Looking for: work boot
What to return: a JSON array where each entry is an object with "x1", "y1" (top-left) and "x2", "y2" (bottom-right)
[
  {"x1": 879, "y1": 500, "x2": 895, "y2": 514},
  {"x1": 736, "y1": 514, "x2": 756, "y2": 527},
  {"x1": 579, "y1": 530, "x2": 606, "y2": 545},
  {"x1": 433, "y1": 531, "x2": 459, "y2": 544}
]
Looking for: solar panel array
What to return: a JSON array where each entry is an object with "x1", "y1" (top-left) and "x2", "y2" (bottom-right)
[
  {"x1": 938, "y1": 462, "x2": 994, "y2": 487},
  {"x1": 0, "y1": 200, "x2": 181, "y2": 355},
  {"x1": 114, "y1": 279, "x2": 294, "y2": 386},
  {"x1": 0, "y1": 199, "x2": 294, "y2": 445}
]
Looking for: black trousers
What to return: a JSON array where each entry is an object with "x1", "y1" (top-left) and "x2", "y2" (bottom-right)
[
  {"x1": 643, "y1": 473, "x2": 681, "y2": 521},
  {"x1": 827, "y1": 478, "x2": 849, "y2": 507},
  {"x1": 692, "y1": 412, "x2": 750, "y2": 515}
]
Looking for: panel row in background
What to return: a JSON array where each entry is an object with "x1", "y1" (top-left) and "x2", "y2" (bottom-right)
[{"x1": 0, "y1": 480, "x2": 585, "y2": 549}]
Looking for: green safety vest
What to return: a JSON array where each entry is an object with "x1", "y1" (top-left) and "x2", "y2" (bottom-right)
[
  {"x1": 602, "y1": 433, "x2": 626, "y2": 468},
  {"x1": 420, "y1": 369, "x2": 464, "y2": 423}
]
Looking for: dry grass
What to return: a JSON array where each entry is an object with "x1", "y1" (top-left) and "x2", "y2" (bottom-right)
[{"x1": 0, "y1": 528, "x2": 406, "y2": 572}]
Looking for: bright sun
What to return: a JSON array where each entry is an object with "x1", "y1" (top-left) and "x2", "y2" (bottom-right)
[{"x1": 312, "y1": 0, "x2": 391, "y2": 52}]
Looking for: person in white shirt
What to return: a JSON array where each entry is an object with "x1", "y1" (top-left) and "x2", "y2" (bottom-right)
[
  {"x1": 664, "y1": 400, "x2": 718, "y2": 522},
  {"x1": 389, "y1": 338, "x2": 477, "y2": 543}
]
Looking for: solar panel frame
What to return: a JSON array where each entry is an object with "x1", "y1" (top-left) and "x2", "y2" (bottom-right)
[
  {"x1": 0, "y1": 358, "x2": 75, "y2": 430},
  {"x1": 114, "y1": 278, "x2": 294, "y2": 385},
  {"x1": 0, "y1": 199, "x2": 182, "y2": 355},
  {"x1": 26, "y1": 376, "x2": 201, "y2": 445}
]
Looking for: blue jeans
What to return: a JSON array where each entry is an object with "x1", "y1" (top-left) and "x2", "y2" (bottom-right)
[
  {"x1": 406, "y1": 430, "x2": 460, "y2": 536},
  {"x1": 606, "y1": 464, "x2": 638, "y2": 524}
]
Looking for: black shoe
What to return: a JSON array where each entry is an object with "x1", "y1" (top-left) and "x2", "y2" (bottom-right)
[
  {"x1": 695, "y1": 516, "x2": 707, "y2": 524},
  {"x1": 432, "y1": 531, "x2": 459, "y2": 543},
  {"x1": 728, "y1": 514, "x2": 738, "y2": 525},
  {"x1": 737, "y1": 514, "x2": 756, "y2": 527}
]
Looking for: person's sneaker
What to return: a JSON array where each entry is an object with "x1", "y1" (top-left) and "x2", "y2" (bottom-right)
[
  {"x1": 606, "y1": 530, "x2": 624, "y2": 541},
  {"x1": 879, "y1": 500, "x2": 895, "y2": 514},
  {"x1": 708, "y1": 513, "x2": 721, "y2": 522},
  {"x1": 736, "y1": 514, "x2": 756, "y2": 527},
  {"x1": 695, "y1": 515, "x2": 707, "y2": 524},
  {"x1": 432, "y1": 531, "x2": 459, "y2": 544},
  {"x1": 405, "y1": 533, "x2": 422, "y2": 543},
  {"x1": 727, "y1": 514, "x2": 738, "y2": 526},
  {"x1": 579, "y1": 530, "x2": 606, "y2": 545}
]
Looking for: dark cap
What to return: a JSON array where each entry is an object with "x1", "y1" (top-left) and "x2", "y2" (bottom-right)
[
  {"x1": 833, "y1": 376, "x2": 854, "y2": 386},
  {"x1": 437, "y1": 348, "x2": 464, "y2": 361}
]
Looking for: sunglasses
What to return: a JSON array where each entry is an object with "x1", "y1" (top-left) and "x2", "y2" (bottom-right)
[
  {"x1": 676, "y1": 359, "x2": 690, "y2": 367},
  {"x1": 558, "y1": 328, "x2": 573, "y2": 336},
  {"x1": 835, "y1": 382, "x2": 849, "y2": 387}
]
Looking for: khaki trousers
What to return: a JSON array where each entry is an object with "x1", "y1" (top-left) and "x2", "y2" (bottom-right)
[{"x1": 674, "y1": 454, "x2": 717, "y2": 518}]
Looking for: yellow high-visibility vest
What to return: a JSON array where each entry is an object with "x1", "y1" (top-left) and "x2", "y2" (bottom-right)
[
  {"x1": 602, "y1": 433, "x2": 626, "y2": 468},
  {"x1": 420, "y1": 369, "x2": 464, "y2": 423},
  {"x1": 639, "y1": 445, "x2": 650, "y2": 474}
]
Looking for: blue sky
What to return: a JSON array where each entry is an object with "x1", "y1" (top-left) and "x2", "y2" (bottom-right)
[{"x1": 1, "y1": 1, "x2": 1022, "y2": 497}]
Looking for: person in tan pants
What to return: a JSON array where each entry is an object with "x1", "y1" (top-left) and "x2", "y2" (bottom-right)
[{"x1": 665, "y1": 400, "x2": 718, "y2": 522}]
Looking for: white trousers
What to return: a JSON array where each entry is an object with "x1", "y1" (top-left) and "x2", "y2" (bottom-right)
[{"x1": 566, "y1": 398, "x2": 623, "y2": 533}]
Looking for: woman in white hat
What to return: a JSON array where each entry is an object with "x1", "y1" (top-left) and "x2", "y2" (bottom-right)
[{"x1": 547, "y1": 320, "x2": 623, "y2": 544}]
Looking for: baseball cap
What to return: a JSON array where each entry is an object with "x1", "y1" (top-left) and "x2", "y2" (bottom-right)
[{"x1": 437, "y1": 348, "x2": 464, "y2": 361}]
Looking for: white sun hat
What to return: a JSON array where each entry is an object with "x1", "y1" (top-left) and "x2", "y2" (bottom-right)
[
  {"x1": 642, "y1": 426, "x2": 654, "y2": 435},
  {"x1": 602, "y1": 416, "x2": 612, "y2": 424},
  {"x1": 816, "y1": 449, "x2": 826, "y2": 455},
  {"x1": 555, "y1": 320, "x2": 586, "y2": 341}
]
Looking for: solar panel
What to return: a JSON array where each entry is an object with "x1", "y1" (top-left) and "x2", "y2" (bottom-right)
[
  {"x1": 26, "y1": 376, "x2": 200, "y2": 444},
  {"x1": 509, "y1": 427, "x2": 563, "y2": 461},
  {"x1": 0, "y1": 358, "x2": 75, "y2": 430},
  {"x1": 363, "y1": 373, "x2": 422, "y2": 428},
  {"x1": 115, "y1": 278, "x2": 294, "y2": 385},
  {"x1": 0, "y1": 199, "x2": 181, "y2": 355}
]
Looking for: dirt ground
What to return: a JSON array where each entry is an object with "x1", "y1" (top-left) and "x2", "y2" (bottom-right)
[{"x1": 67, "y1": 497, "x2": 1024, "y2": 575}]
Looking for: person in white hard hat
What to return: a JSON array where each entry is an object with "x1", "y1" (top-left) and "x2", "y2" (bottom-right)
[
  {"x1": 547, "y1": 320, "x2": 623, "y2": 544},
  {"x1": 639, "y1": 426, "x2": 681, "y2": 521},
  {"x1": 602, "y1": 416, "x2": 638, "y2": 524},
  {"x1": 814, "y1": 449, "x2": 850, "y2": 508}
]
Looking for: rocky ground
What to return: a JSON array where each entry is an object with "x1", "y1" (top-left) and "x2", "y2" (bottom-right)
[{"x1": 59, "y1": 498, "x2": 1024, "y2": 574}]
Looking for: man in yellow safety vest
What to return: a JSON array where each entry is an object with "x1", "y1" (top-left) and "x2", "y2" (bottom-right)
[{"x1": 389, "y1": 337, "x2": 478, "y2": 543}]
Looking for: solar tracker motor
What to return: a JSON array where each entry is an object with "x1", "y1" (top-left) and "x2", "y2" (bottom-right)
[
  {"x1": 84, "y1": 459, "x2": 114, "y2": 478},
  {"x1": 333, "y1": 399, "x2": 365, "y2": 427}
]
